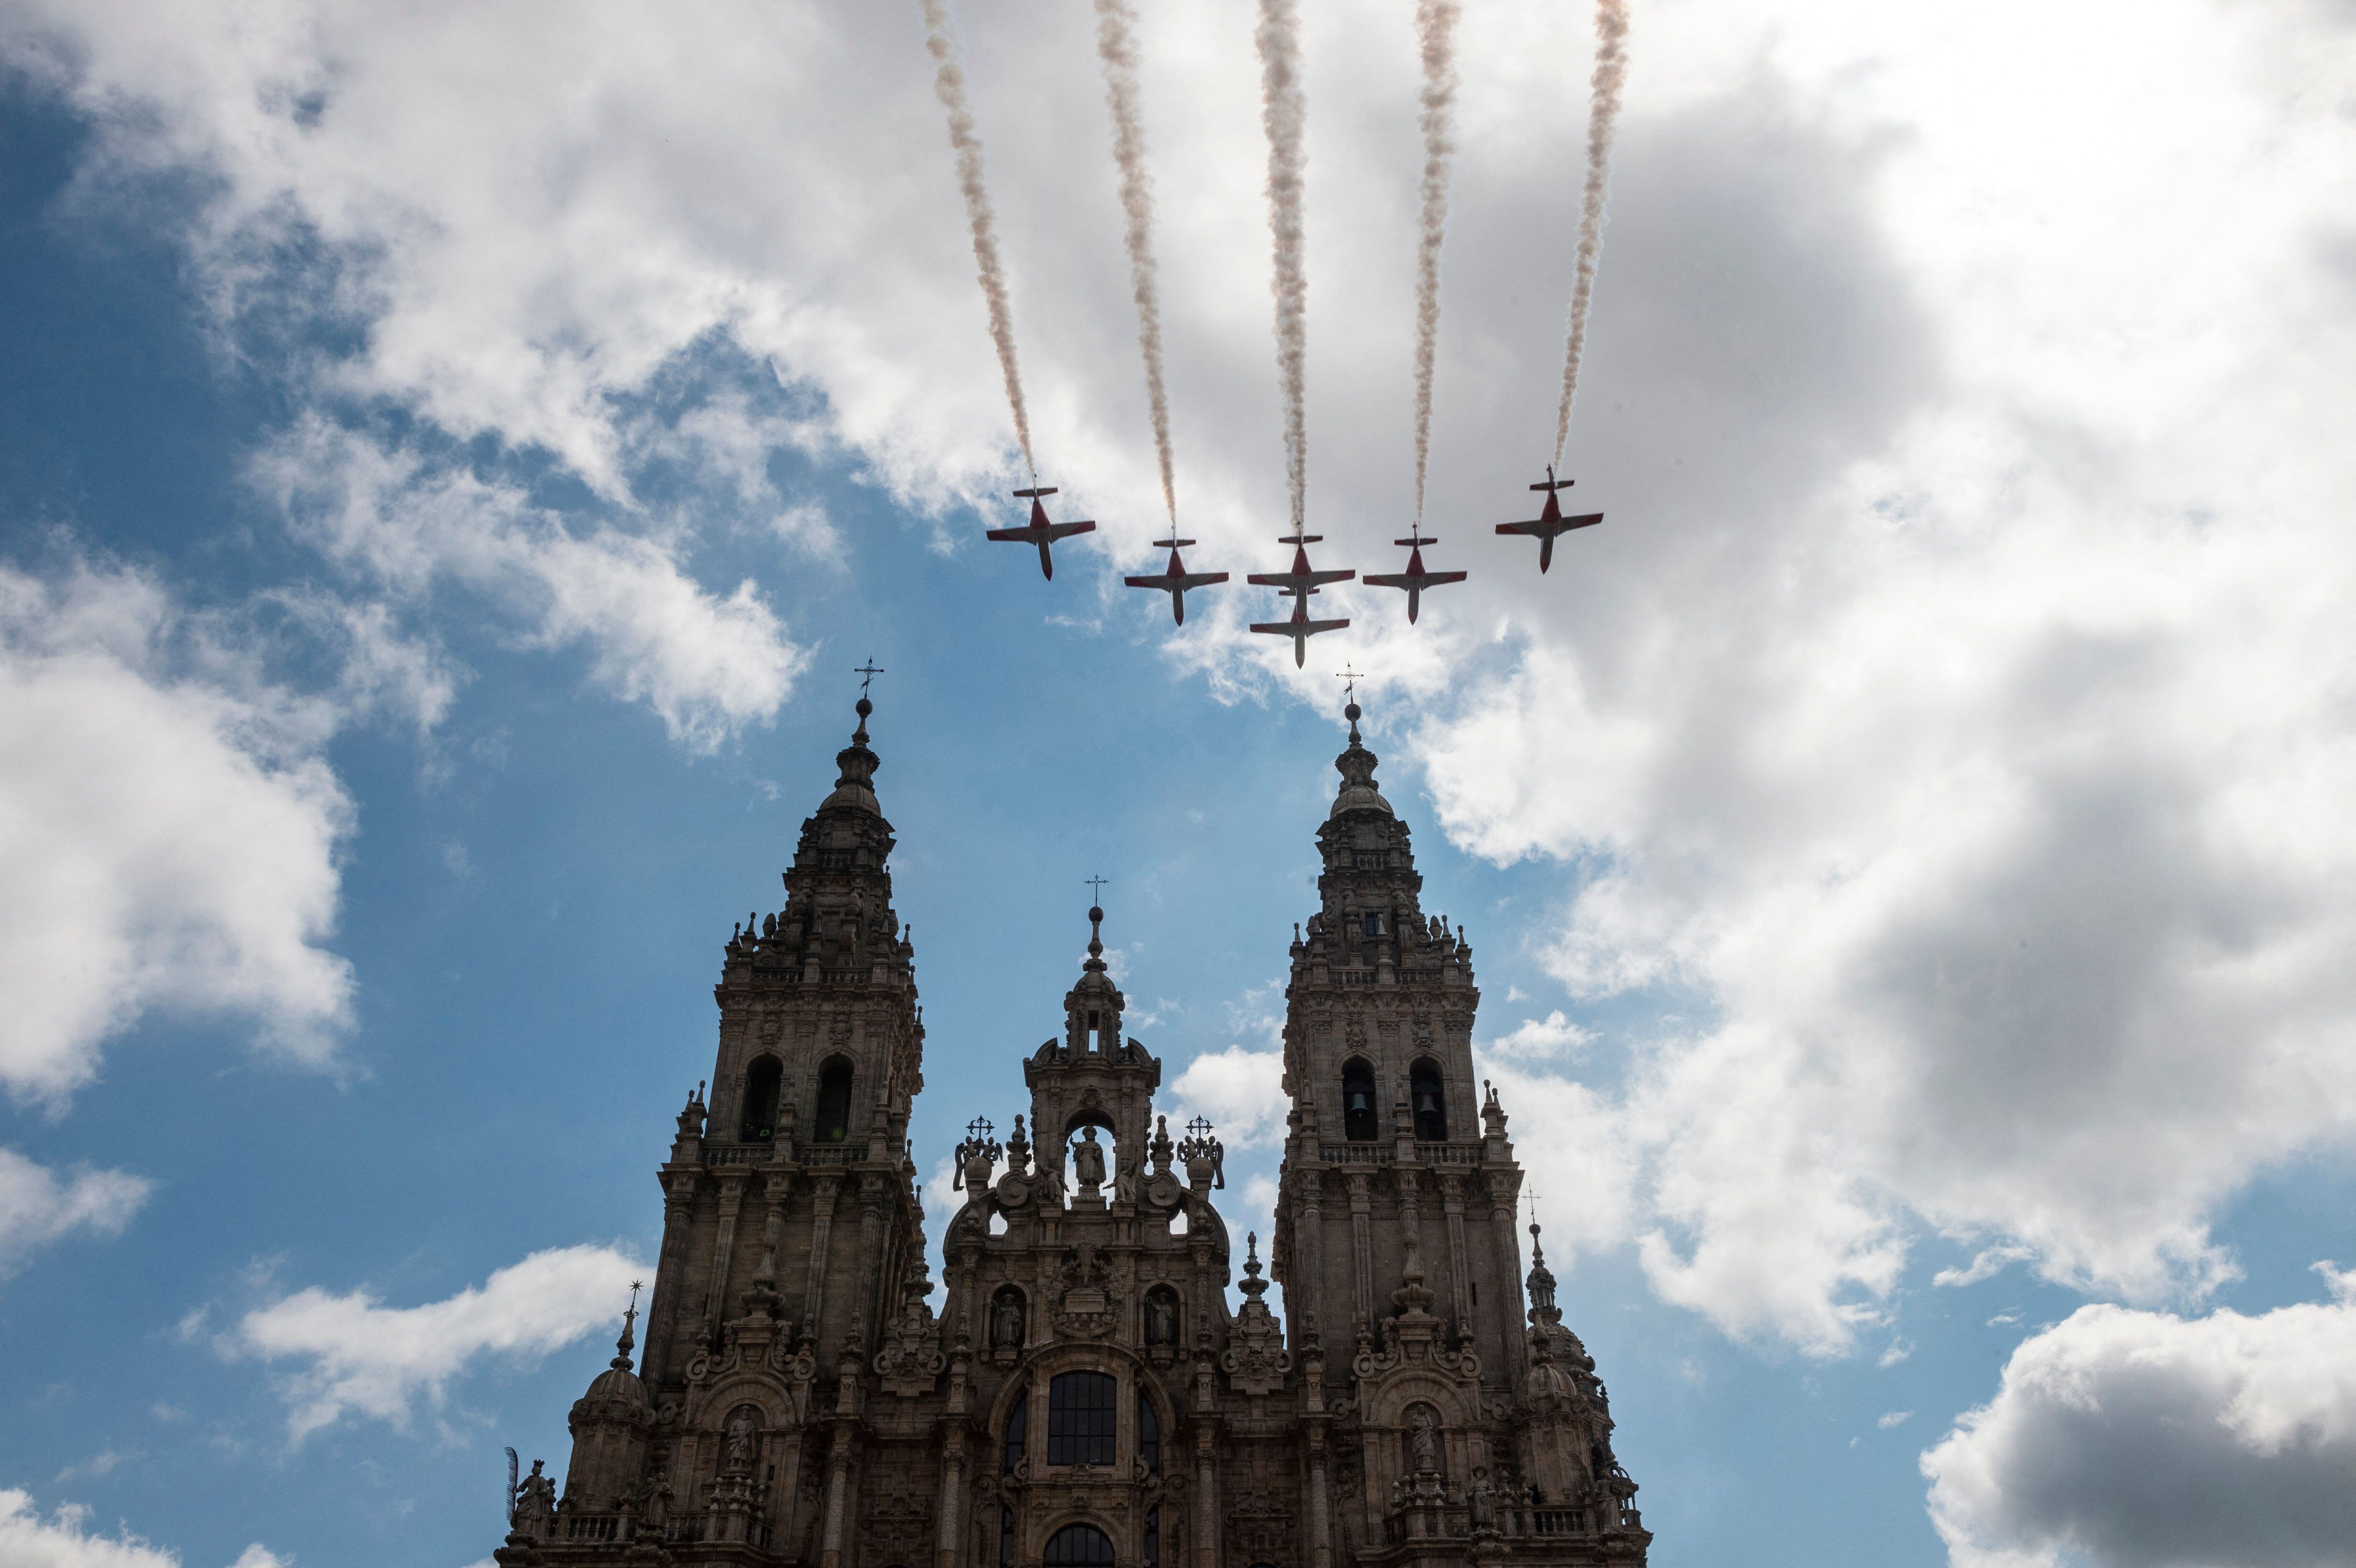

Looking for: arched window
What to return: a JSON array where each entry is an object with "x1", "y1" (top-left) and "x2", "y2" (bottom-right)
[
  {"x1": 1002, "y1": 1389, "x2": 1027, "y2": 1475},
  {"x1": 1342, "y1": 1057, "x2": 1379, "y2": 1142},
  {"x1": 1138, "y1": 1388, "x2": 1161, "y2": 1474},
  {"x1": 1046, "y1": 1371, "x2": 1117, "y2": 1466},
  {"x1": 1042, "y1": 1524, "x2": 1116, "y2": 1565},
  {"x1": 739, "y1": 1054, "x2": 782, "y2": 1142},
  {"x1": 1411, "y1": 1057, "x2": 1448, "y2": 1142},
  {"x1": 814, "y1": 1055, "x2": 853, "y2": 1143}
]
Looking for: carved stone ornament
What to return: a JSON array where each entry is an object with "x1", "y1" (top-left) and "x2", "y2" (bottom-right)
[
  {"x1": 1050, "y1": 1245, "x2": 1127, "y2": 1340},
  {"x1": 874, "y1": 1295, "x2": 947, "y2": 1396}
]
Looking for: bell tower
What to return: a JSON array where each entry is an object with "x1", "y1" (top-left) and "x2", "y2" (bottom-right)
[{"x1": 1271, "y1": 697, "x2": 1520, "y2": 1372}]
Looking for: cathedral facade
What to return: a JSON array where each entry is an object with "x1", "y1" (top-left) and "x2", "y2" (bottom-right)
[{"x1": 494, "y1": 696, "x2": 1649, "y2": 1568}]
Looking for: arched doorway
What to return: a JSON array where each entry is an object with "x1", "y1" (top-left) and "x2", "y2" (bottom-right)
[{"x1": 1042, "y1": 1523, "x2": 1116, "y2": 1565}]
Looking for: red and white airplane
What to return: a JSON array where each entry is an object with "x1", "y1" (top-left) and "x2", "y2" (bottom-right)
[
  {"x1": 986, "y1": 487, "x2": 1097, "y2": 580},
  {"x1": 1247, "y1": 533, "x2": 1353, "y2": 666},
  {"x1": 1495, "y1": 468, "x2": 1603, "y2": 572},
  {"x1": 1362, "y1": 529, "x2": 1468, "y2": 623},
  {"x1": 1122, "y1": 536, "x2": 1229, "y2": 625}
]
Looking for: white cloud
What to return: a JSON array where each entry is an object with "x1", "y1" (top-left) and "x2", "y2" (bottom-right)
[
  {"x1": 232, "y1": 1243, "x2": 643, "y2": 1441},
  {"x1": 0, "y1": 1491, "x2": 277, "y2": 1568},
  {"x1": 1936, "y1": 1247, "x2": 2039, "y2": 1291},
  {"x1": 1878, "y1": 1410, "x2": 1912, "y2": 1429},
  {"x1": 1481, "y1": 1011, "x2": 1592, "y2": 1062},
  {"x1": 251, "y1": 419, "x2": 805, "y2": 752},
  {"x1": 1168, "y1": 1045, "x2": 1286, "y2": 1150},
  {"x1": 1922, "y1": 1266, "x2": 2356, "y2": 1568},
  {"x1": 0, "y1": 1149, "x2": 150, "y2": 1276},
  {"x1": 0, "y1": 562, "x2": 356, "y2": 1103}
]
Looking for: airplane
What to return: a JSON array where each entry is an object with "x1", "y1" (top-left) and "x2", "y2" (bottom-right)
[
  {"x1": 1247, "y1": 533, "x2": 1353, "y2": 666},
  {"x1": 1122, "y1": 536, "x2": 1230, "y2": 625},
  {"x1": 1249, "y1": 592, "x2": 1351, "y2": 668},
  {"x1": 1362, "y1": 529, "x2": 1468, "y2": 624},
  {"x1": 1494, "y1": 467, "x2": 1603, "y2": 572},
  {"x1": 986, "y1": 487, "x2": 1097, "y2": 579}
]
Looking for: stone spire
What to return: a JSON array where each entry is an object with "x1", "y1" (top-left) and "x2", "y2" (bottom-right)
[{"x1": 1331, "y1": 697, "x2": 1394, "y2": 818}]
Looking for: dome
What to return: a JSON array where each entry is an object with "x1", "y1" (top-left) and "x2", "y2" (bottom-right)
[
  {"x1": 583, "y1": 1361, "x2": 652, "y2": 1410},
  {"x1": 1330, "y1": 703, "x2": 1394, "y2": 818}
]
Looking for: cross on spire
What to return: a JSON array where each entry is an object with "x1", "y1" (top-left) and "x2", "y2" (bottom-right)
[
  {"x1": 1335, "y1": 663, "x2": 1361, "y2": 703},
  {"x1": 1084, "y1": 873, "x2": 1110, "y2": 906},
  {"x1": 854, "y1": 658, "x2": 885, "y2": 696}
]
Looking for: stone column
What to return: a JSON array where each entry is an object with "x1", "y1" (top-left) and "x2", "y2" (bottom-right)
[
  {"x1": 1294, "y1": 1169, "x2": 1327, "y2": 1338},
  {"x1": 934, "y1": 1436, "x2": 966, "y2": 1568},
  {"x1": 1194, "y1": 1433, "x2": 1219, "y2": 1568},
  {"x1": 1440, "y1": 1175, "x2": 1472, "y2": 1330},
  {"x1": 803, "y1": 1175, "x2": 842, "y2": 1335},
  {"x1": 643, "y1": 1171, "x2": 698, "y2": 1384},
  {"x1": 1486, "y1": 1172, "x2": 1527, "y2": 1397},
  {"x1": 850, "y1": 1176, "x2": 888, "y2": 1339},
  {"x1": 820, "y1": 1426, "x2": 854, "y2": 1568},
  {"x1": 1308, "y1": 1431, "x2": 1333, "y2": 1568},
  {"x1": 1347, "y1": 1173, "x2": 1375, "y2": 1331},
  {"x1": 705, "y1": 1173, "x2": 748, "y2": 1343}
]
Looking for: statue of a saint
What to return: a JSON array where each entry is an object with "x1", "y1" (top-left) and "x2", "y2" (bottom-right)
[
  {"x1": 722, "y1": 1407, "x2": 759, "y2": 1472},
  {"x1": 1408, "y1": 1405, "x2": 1440, "y2": 1474},
  {"x1": 1467, "y1": 1467, "x2": 1495, "y2": 1531},
  {"x1": 512, "y1": 1459, "x2": 556, "y2": 1537},
  {"x1": 1145, "y1": 1290, "x2": 1179, "y2": 1346},
  {"x1": 992, "y1": 1290, "x2": 1026, "y2": 1350},
  {"x1": 1071, "y1": 1126, "x2": 1107, "y2": 1188}
]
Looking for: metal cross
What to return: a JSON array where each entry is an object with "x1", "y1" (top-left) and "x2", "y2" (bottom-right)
[
  {"x1": 854, "y1": 658, "x2": 885, "y2": 696},
  {"x1": 1084, "y1": 874, "x2": 1110, "y2": 904},
  {"x1": 1335, "y1": 663, "x2": 1361, "y2": 702},
  {"x1": 965, "y1": 1115, "x2": 996, "y2": 1142},
  {"x1": 1186, "y1": 1115, "x2": 1216, "y2": 1140}
]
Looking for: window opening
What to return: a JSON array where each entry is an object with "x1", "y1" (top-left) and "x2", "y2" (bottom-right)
[
  {"x1": 1042, "y1": 1524, "x2": 1116, "y2": 1566},
  {"x1": 1145, "y1": 1504, "x2": 1161, "y2": 1568},
  {"x1": 1411, "y1": 1057, "x2": 1448, "y2": 1142},
  {"x1": 1046, "y1": 1371, "x2": 1117, "y2": 1466},
  {"x1": 814, "y1": 1056, "x2": 853, "y2": 1143},
  {"x1": 1002, "y1": 1390, "x2": 1028, "y2": 1475},
  {"x1": 1365, "y1": 912, "x2": 1381, "y2": 937},
  {"x1": 1342, "y1": 1057, "x2": 1379, "y2": 1143},
  {"x1": 1138, "y1": 1388, "x2": 1161, "y2": 1474},
  {"x1": 999, "y1": 1505, "x2": 1014, "y2": 1568},
  {"x1": 740, "y1": 1055, "x2": 782, "y2": 1142}
]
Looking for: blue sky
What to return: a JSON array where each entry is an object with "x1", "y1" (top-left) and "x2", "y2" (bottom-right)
[{"x1": 2, "y1": 3, "x2": 2355, "y2": 1567}]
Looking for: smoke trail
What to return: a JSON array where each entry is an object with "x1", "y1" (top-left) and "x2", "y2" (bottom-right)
[
  {"x1": 1256, "y1": 0, "x2": 1309, "y2": 529},
  {"x1": 1552, "y1": 0, "x2": 1629, "y2": 468},
  {"x1": 918, "y1": 0, "x2": 1034, "y2": 476},
  {"x1": 1410, "y1": 0, "x2": 1462, "y2": 523},
  {"x1": 1093, "y1": 0, "x2": 1177, "y2": 524}
]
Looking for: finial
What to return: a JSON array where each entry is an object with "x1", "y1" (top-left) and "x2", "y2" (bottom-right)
[
  {"x1": 612, "y1": 1279, "x2": 643, "y2": 1369},
  {"x1": 1083, "y1": 878, "x2": 1109, "y2": 964},
  {"x1": 851, "y1": 658, "x2": 884, "y2": 743},
  {"x1": 1335, "y1": 663, "x2": 1364, "y2": 740}
]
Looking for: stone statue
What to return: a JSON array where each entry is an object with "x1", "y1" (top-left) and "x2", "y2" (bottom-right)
[
  {"x1": 512, "y1": 1459, "x2": 556, "y2": 1536},
  {"x1": 1145, "y1": 1289, "x2": 1179, "y2": 1346},
  {"x1": 1408, "y1": 1404, "x2": 1440, "y2": 1474},
  {"x1": 1467, "y1": 1466, "x2": 1495, "y2": 1531},
  {"x1": 722, "y1": 1407, "x2": 758, "y2": 1472},
  {"x1": 1072, "y1": 1125, "x2": 1107, "y2": 1188},
  {"x1": 992, "y1": 1290, "x2": 1026, "y2": 1350}
]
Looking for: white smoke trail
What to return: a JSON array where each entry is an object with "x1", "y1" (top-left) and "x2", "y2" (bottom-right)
[
  {"x1": 1410, "y1": 0, "x2": 1462, "y2": 523},
  {"x1": 1256, "y1": 0, "x2": 1309, "y2": 530},
  {"x1": 1093, "y1": 0, "x2": 1177, "y2": 524},
  {"x1": 1552, "y1": 0, "x2": 1630, "y2": 468},
  {"x1": 918, "y1": 0, "x2": 1034, "y2": 477}
]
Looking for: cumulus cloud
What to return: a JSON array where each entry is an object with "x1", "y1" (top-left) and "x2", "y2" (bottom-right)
[
  {"x1": 1482, "y1": 1010, "x2": 1591, "y2": 1061},
  {"x1": 1168, "y1": 1044, "x2": 1286, "y2": 1150},
  {"x1": 0, "y1": 561, "x2": 358, "y2": 1103},
  {"x1": 1922, "y1": 1267, "x2": 2356, "y2": 1568},
  {"x1": 0, "y1": 1149, "x2": 150, "y2": 1277},
  {"x1": 252, "y1": 419, "x2": 805, "y2": 752},
  {"x1": 0, "y1": 1490, "x2": 278, "y2": 1568},
  {"x1": 233, "y1": 1242, "x2": 644, "y2": 1441}
]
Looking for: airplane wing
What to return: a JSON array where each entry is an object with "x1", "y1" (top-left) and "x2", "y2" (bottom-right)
[
  {"x1": 1248, "y1": 616, "x2": 1348, "y2": 636},
  {"x1": 1364, "y1": 569, "x2": 1468, "y2": 588},
  {"x1": 1494, "y1": 520, "x2": 1548, "y2": 538},
  {"x1": 1561, "y1": 511, "x2": 1604, "y2": 533},
  {"x1": 1043, "y1": 521, "x2": 1098, "y2": 542},
  {"x1": 1246, "y1": 569, "x2": 1355, "y2": 591},
  {"x1": 1173, "y1": 571, "x2": 1230, "y2": 590},
  {"x1": 986, "y1": 520, "x2": 1099, "y2": 543}
]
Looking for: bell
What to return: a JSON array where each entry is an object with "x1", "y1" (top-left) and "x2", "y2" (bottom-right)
[
  {"x1": 1349, "y1": 1091, "x2": 1369, "y2": 1113},
  {"x1": 1418, "y1": 1092, "x2": 1438, "y2": 1115}
]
